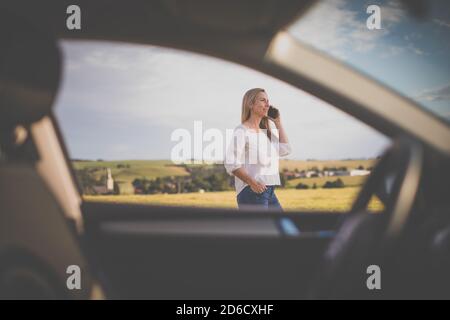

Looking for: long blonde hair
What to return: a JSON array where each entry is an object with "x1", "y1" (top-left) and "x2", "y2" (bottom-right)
[{"x1": 241, "y1": 88, "x2": 271, "y2": 140}]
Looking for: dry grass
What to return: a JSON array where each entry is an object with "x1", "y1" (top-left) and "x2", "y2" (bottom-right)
[
  {"x1": 84, "y1": 187, "x2": 383, "y2": 212},
  {"x1": 280, "y1": 159, "x2": 376, "y2": 171},
  {"x1": 286, "y1": 175, "x2": 368, "y2": 188}
]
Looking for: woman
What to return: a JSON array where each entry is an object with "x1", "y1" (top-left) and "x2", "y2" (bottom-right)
[{"x1": 225, "y1": 88, "x2": 291, "y2": 210}]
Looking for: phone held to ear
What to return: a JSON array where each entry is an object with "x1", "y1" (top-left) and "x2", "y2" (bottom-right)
[{"x1": 268, "y1": 105, "x2": 279, "y2": 119}]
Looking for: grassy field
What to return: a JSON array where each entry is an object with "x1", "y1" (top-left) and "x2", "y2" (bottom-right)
[
  {"x1": 286, "y1": 175, "x2": 368, "y2": 188},
  {"x1": 72, "y1": 160, "x2": 189, "y2": 178},
  {"x1": 84, "y1": 187, "x2": 383, "y2": 212},
  {"x1": 73, "y1": 159, "x2": 375, "y2": 179},
  {"x1": 73, "y1": 160, "x2": 189, "y2": 194},
  {"x1": 279, "y1": 159, "x2": 376, "y2": 171},
  {"x1": 73, "y1": 159, "x2": 376, "y2": 180}
]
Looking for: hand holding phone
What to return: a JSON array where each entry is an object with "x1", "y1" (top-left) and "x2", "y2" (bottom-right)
[{"x1": 268, "y1": 105, "x2": 279, "y2": 120}]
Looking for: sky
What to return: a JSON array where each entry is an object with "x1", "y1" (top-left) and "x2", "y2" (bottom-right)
[
  {"x1": 53, "y1": 0, "x2": 449, "y2": 161},
  {"x1": 289, "y1": 0, "x2": 450, "y2": 121}
]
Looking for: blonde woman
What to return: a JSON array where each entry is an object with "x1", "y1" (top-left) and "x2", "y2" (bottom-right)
[{"x1": 225, "y1": 88, "x2": 291, "y2": 210}]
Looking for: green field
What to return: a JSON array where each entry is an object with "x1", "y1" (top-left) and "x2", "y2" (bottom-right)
[
  {"x1": 84, "y1": 187, "x2": 383, "y2": 212},
  {"x1": 286, "y1": 175, "x2": 368, "y2": 188},
  {"x1": 279, "y1": 159, "x2": 375, "y2": 171},
  {"x1": 73, "y1": 160, "x2": 189, "y2": 194},
  {"x1": 72, "y1": 159, "x2": 376, "y2": 191}
]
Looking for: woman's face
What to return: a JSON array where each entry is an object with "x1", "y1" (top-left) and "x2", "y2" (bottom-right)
[{"x1": 251, "y1": 91, "x2": 269, "y2": 118}]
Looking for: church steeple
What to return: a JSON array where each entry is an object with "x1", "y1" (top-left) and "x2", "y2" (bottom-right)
[{"x1": 106, "y1": 168, "x2": 114, "y2": 191}]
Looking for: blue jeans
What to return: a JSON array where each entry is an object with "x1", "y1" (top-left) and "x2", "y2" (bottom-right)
[{"x1": 237, "y1": 185, "x2": 283, "y2": 211}]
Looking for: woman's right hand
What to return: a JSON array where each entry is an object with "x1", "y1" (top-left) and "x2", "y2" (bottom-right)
[{"x1": 249, "y1": 180, "x2": 267, "y2": 194}]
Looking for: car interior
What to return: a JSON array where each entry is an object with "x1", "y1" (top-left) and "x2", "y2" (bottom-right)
[{"x1": 1, "y1": 0, "x2": 449, "y2": 300}]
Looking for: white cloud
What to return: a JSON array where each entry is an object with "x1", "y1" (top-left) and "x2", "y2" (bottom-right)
[
  {"x1": 380, "y1": 45, "x2": 404, "y2": 58},
  {"x1": 433, "y1": 19, "x2": 450, "y2": 28},
  {"x1": 288, "y1": 0, "x2": 405, "y2": 59},
  {"x1": 411, "y1": 47, "x2": 424, "y2": 55},
  {"x1": 55, "y1": 40, "x2": 389, "y2": 160},
  {"x1": 287, "y1": 0, "x2": 357, "y2": 58},
  {"x1": 382, "y1": 1, "x2": 405, "y2": 25},
  {"x1": 84, "y1": 51, "x2": 127, "y2": 70},
  {"x1": 416, "y1": 83, "x2": 450, "y2": 101}
]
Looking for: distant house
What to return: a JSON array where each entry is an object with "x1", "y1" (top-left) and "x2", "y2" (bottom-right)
[
  {"x1": 92, "y1": 185, "x2": 109, "y2": 195},
  {"x1": 334, "y1": 170, "x2": 350, "y2": 176},
  {"x1": 297, "y1": 172, "x2": 307, "y2": 178},
  {"x1": 134, "y1": 187, "x2": 144, "y2": 195},
  {"x1": 305, "y1": 170, "x2": 321, "y2": 178},
  {"x1": 284, "y1": 171, "x2": 297, "y2": 179},
  {"x1": 350, "y1": 169, "x2": 371, "y2": 176},
  {"x1": 283, "y1": 170, "x2": 308, "y2": 179}
]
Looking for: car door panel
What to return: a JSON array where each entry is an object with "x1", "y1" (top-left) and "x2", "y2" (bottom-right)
[{"x1": 82, "y1": 202, "x2": 341, "y2": 299}]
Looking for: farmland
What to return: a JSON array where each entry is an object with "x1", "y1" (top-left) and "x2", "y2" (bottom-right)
[
  {"x1": 75, "y1": 158, "x2": 380, "y2": 211},
  {"x1": 72, "y1": 158, "x2": 375, "y2": 193},
  {"x1": 279, "y1": 159, "x2": 375, "y2": 171},
  {"x1": 72, "y1": 160, "x2": 189, "y2": 194},
  {"x1": 83, "y1": 187, "x2": 383, "y2": 212},
  {"x1": 285, "y1": 175, "x2": 368, "y2": 188}
]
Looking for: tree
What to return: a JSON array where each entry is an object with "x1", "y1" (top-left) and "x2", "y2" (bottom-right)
[
  {"x1": 323, "y1": 178, "x2": 345, "y2": 189},
  {"x1": 296, "y1": 182, "x2": 309, "y2": 189},
  {"x1": 75, "y1": 168, "x2": 102, "y2": 195},
  {"x1": 279, "y1": 174, "x2": 286, "y2": 188},
  {"x1": 113, "y1": 181, "x2": 120, "y2": 195}
]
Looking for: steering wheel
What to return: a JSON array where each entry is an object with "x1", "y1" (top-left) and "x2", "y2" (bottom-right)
[
  {"x1": 309, "y1": 137, "x2": 424, "y2": 299},
  {"x1": 351, "y1": 137, "x2": 424, "y2": 237}
]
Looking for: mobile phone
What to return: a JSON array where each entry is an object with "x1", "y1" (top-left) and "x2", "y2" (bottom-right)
[{"x1": 268, "y1": 105, "x2": 279, "y2": 119}]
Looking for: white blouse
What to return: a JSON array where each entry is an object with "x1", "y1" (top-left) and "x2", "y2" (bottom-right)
[{"x1": 224, "y1": 121, "x2": 291, "y2": 195}]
